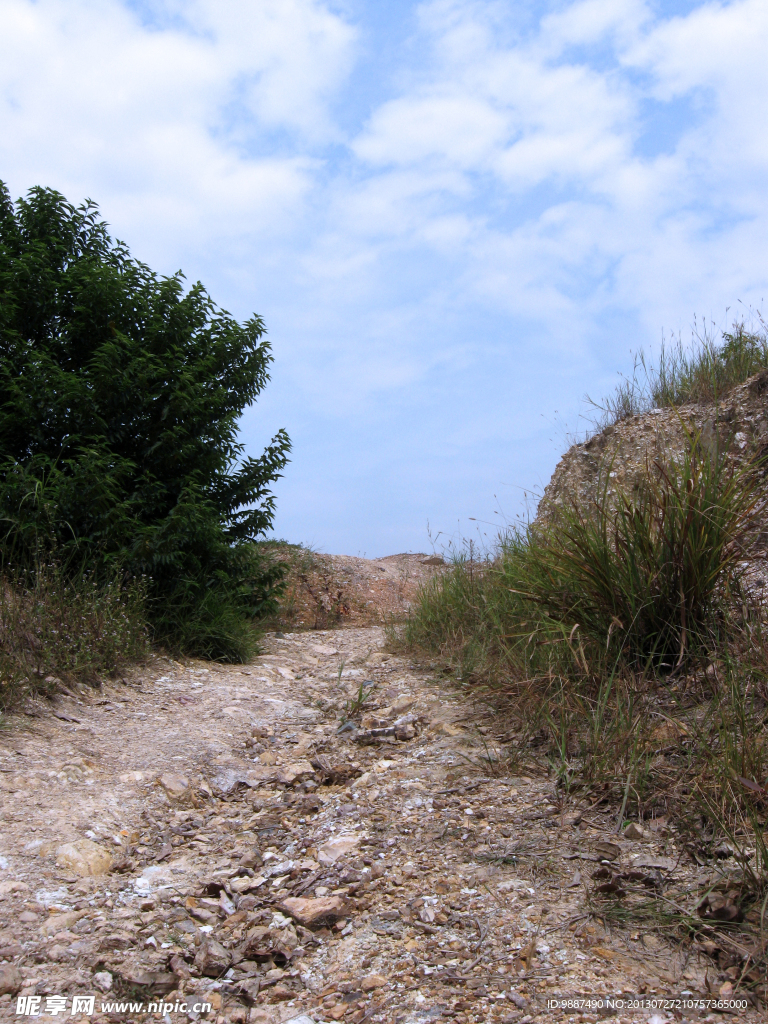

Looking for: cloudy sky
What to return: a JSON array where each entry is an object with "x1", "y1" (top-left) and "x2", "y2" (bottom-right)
[{"x1": 2, "y1": 0, "x2": 767, "y2": 555}]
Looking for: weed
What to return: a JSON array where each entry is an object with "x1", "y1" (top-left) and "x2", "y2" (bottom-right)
[
  {"x1": 340, "y1": 679, "x2": 378, "y2": 725},
  {"x1": 0, "y1": 562, "x2": 149, "y2": 709}
]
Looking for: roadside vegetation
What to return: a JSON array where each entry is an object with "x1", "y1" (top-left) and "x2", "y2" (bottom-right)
[
  {"x1": 0, "y1": 183, "x2": 290, "y2": 706},
  {"x1": 400, "y1": 324, "x2": 768, "y2": 992},
  {"x1": 590, "y1": 319, "x2": 768, "y2": 427}
]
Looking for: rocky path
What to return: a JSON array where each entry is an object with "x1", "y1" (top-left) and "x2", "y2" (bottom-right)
[{"x1": 0, "y1": 621, "x2": 760, "y2": 1023}]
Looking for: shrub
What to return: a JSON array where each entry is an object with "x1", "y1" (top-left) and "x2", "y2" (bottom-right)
[{"x1": 0, "y1": 184, "x2": 290, "y2": 660}]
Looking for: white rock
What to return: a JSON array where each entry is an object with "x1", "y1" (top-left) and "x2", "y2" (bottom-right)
[
  {"x1": 94, "y1": 971, "x2": 113, "y2": 992},
  {"x1": 55, "y1": 839, "x2": 112, "y2": 877},
  {"x1": 317, "y1": 834, "x2": 360, "y2": 865}
]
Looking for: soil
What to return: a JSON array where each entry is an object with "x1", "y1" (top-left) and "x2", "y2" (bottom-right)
[{"x1": 0, "y1": 557, "x2": 762, "y2": 1024}]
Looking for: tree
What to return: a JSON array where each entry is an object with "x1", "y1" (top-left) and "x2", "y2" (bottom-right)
[{"x1": 0, "y1": 183, "x2": 290, "y2": 659}]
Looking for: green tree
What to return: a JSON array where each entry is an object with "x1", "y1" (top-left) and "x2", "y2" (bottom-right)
[{"x1": 0, "y1": 183, "x2": 290, "y2": 660}]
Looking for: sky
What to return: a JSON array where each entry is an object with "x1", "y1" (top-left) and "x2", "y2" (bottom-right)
[{"x1": 2, "y1": 0, "x2": 768, "y2": 556}]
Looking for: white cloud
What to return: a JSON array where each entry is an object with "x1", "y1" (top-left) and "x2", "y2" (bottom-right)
[{"x1": 0, "y1": 0, "x2": 355, "y2": 261}]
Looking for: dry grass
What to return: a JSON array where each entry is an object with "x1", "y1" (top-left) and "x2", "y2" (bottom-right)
[{"x1": 0, "y1": 564, "x2": 149, "y2": 711}]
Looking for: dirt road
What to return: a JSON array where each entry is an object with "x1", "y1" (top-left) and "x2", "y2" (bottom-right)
[{"x1": 0, "y1": 585, "x2": 759, "y2": 1023}]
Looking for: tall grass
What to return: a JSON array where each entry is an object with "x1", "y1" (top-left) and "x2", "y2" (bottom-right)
[
  {"x1": 406, "y1": 434, "x2": 758, "y2": 681},
  {"x1": 0, "y1": 564, "x2": 149, "y2": 710},
  {"x1": 590, "y1": 322, "x2": 768, "y2": 427}
]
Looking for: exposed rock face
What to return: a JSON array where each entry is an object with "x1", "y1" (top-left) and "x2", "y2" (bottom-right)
[{"x1": 537, "y1": 370, "x2": 768, "y2": 550}]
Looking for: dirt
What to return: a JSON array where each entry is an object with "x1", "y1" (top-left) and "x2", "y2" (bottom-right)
[
  {"x1": 0, "y1": 560, "x2": 762, "y2": 1024},
  {"x1": 265, "y1": 552, "x2": 447, "y2": 630}
]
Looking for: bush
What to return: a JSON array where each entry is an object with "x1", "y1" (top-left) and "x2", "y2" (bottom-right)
[{"x1": 0, "y1": 184, "x2": 290, "y2": 660}]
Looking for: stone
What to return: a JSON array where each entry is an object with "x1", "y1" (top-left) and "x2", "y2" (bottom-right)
[
  {"x1": 118, "y1": 970, "x2": 177, "y2": 994},
  {"x1": 593, "y1": 840, "x2": 621, "y2": 861},
  {"x1": 93, "y1": 971, "x2": 113, "y2": 992},
  {"x1": 279, "y1": 895, "x2": 350, "y2": 929},
  {"x1": 18, "y1": 911, "x2": 38, "y2": 923},
  {"x1": 623, "y1": 822, "x2": 644, "y2": 840},
  {"x1": 360, "y1": 974, "x2": 387, "y2": 991},
  {"x1": 55, "y1": 838, "x2": 113, "y2": 876},
  {"x1": 270, "y1": 984, "x2": 293, "y2": 1001},
  {"x1": 39, "y1": 911, "x2": 85, "y2": 936},
  {"x1": 317, "y1": 834, "x2": 360, "y2": 866},
  {"x1": 159, "y1": 772, "x2": 190, "y2": 800},
  {"x1": 194, "y1": 936, "x2": 232, "y2": 977},
  {"x1": 276, "y1": 760, "x2": 315, "y2": 786},
  {"x1": 99, "y1": 930, "x2": 135, "y2": 951},
  {"x1": 0, "y1": 965, "x2": 21, "y2": 996}
]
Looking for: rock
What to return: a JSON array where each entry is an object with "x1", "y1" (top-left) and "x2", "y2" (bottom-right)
[
  {"x1": 279, "y1": 895, "x2": 350, "y2": 929},
  {"x1": 169, "y1": 954, "x2": 191, "y2": 980},
  {"x1": 159, "y1": 772, "x2": 190, "y2": 800},
  {"x1": 99, "y1": 930, "x2": 135, "y2": 950},
  {"x1": 317, "y1": 834, "x2": 360, "y2": 865},
  {"x1": 18, "y1": 911, "x2": 38, "y2": 923},
  {"x1": 93, "y1": 971, "x2": 113, "y2": 992},
  {"x1": 623, "y1": 822, "x2": 644, "y2": 840},
  {"x1": 55, "y1": 838, "x2": 113, "y2": 876},
  {"x1": 276, "y1": 760, "x2": 315, "y2": 786},
  {"x1": 0, "y1": 965, "x2": 21, "y2": 996},
  {"x1": 271, "y1": 984, "x2": 294, "y2": 1001},
  {"x1": 194, "y1": 936, "x2": 232, "y2": 976},
  {"x1": 593, "y1": 840, "x2": 621, "y2": 861},
  {"x1": 234, "y1": 978, "x2": 261, "y2": 1004},
  {"x1": 361, "y1": 973, "x2": 387, "y2": 991},
  {"x1": 117, "y1": 969, "x2": 177, "y2": 993}
]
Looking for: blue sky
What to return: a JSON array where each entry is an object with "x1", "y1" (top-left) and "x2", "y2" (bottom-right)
[{"x1": 2, "y1": 0, "x2": 767, "y2": 555}]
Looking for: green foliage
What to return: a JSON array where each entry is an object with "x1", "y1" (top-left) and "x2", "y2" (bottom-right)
[
  {"x1": 592, "y1": 322, "x2": 768, "y2": 427},
  {"x1": 0, "y1": 183, "x2": 290, "y2": 659},
  {"x1": 405, "y1": 436, "x2": 757, "y2": 680},
  {"x1": 514, "y1": 437, "x2": 758, "y2": 669}
]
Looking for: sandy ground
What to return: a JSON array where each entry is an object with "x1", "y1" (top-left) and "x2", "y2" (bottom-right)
[{"x1": 0, "y1": 569, "x2": 762, "y2": 1023}]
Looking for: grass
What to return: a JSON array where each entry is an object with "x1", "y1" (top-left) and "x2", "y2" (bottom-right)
[
  {"x1": 399, "y1": 324, "x2": 768, "y2": 999},
  {"x1": 590, "y1": 320, "x2": 768, "y2": 428},
  {"x1": 0, "y1": 562, "x2": 149, "y2": 710}
]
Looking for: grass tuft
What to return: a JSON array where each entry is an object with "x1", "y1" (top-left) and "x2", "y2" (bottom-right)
[
  {"x1": 0, "y1": 563, "x2": 149, "y2": 710},
  {"x1": 590, "y1": 321, "x2": 768, "y2": 428}
]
